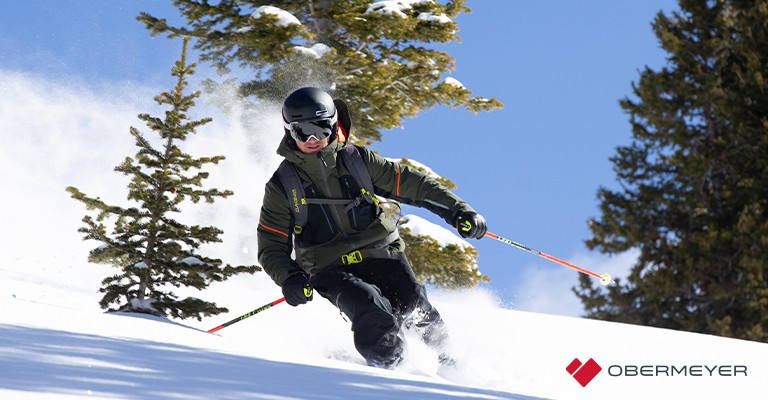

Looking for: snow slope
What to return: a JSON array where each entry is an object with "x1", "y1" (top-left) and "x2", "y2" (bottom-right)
[
  {"x1": 2, "y1": 69, "x2": 768, "y2": 399},
  {"x1": 2, "y1": 256, "x2": 768, "y2": 400}
]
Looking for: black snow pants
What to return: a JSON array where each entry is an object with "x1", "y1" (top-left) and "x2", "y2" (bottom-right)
[{"x1": 309, "y1": 253, "x2": 448, "y2": 368}]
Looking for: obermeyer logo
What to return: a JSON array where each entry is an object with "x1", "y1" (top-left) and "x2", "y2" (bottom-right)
[
  {"x1": 566, "y1": 357, "x2": 602, "y2": 387},
  {"x1": 566, "y1": 357, "x2": 748, "y2": 388}
]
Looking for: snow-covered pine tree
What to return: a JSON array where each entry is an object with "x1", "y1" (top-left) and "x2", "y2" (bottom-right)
[
  {"x1": 138, "y1": 0, "x2": 502, "y2": 145},
  {"x1": 66, "y1": 38, "x2": 260, "y2": 320}
]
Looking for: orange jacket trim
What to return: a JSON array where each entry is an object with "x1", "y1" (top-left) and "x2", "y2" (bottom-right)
[
  {"x1": 396, "y1": 163, "x2": 401, "y2": 197},
  {"x1": 259, "y1": 223, "x2": 289, "y2": 238}
]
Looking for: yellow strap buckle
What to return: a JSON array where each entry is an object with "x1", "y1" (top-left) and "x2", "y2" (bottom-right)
[
  {"x1": 341, "y1": 250, "x2": 363, "y2": 265},
  {"x1": 360, "y1": 188, "x2": 380, "y2": 206},
  {"x1": 294, "y1": 225, "x2": 303, "y2": 235}
]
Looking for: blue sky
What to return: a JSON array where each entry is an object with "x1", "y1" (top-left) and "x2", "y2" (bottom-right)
[{"x1": 1, "y1": 1, "x2": 679, "y2": 317}]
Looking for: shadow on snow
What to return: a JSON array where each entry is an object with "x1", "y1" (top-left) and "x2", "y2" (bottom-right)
[{"x1": 0, "y1": 323, "x2": 544, "y2": 400}]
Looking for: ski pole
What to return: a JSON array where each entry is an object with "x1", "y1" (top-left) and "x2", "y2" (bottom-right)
[
  {"x1": 208, "y1": 297, "x2": 286, "y2": 333},
  {"x1": 485, "y1": 232, "x2": 615, "y2": 285}
]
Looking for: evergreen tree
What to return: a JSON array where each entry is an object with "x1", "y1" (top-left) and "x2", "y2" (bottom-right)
[
  {"x1": 576, "y1": 0, "x2": 768, "y2": 342},
  {"x1": 66, "y1": 39, "x2": 260, "y2": 320},
  {"x1": 137, "y1": 0, "x2": 502, "y2": 145}
]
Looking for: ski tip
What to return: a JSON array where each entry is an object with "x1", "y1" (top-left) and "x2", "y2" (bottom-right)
[{"x1": 599, "y1": 273, "x2": 614, "y2": 286}]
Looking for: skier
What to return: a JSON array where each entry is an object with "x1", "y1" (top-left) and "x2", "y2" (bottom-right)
[{"x1": 257, "y1": 87, "x2": 487, "y2": 369}]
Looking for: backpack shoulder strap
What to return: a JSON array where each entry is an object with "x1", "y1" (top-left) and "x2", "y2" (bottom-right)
[
  {"x1": 340, "y1": 145, "x2": 374, "y2": 193},
  {"x1": 276, "y1": 160, "x2": 307, "y2": 234},
  {"x1": 340, "y1": 145, "x2": 380, "y2": 212}
]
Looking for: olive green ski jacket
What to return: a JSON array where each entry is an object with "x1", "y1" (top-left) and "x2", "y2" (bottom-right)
[{"x1": 257, "y1": 136, "x2": 475, "y2": 286}]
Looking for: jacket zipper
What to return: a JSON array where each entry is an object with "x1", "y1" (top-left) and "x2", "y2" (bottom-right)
[
  {"x1": 343, "y1": 178, "x2": 358, "y2": 228},
  {"x1": 317, "y1": 155, "x2": 354, "y2": 245}
]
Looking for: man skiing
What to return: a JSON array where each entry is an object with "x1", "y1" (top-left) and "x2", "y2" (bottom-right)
[{"x1": 257, "y1": 87, "x2": 487, "y2": 369}]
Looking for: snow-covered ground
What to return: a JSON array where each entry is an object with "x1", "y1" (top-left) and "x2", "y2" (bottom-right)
[
  {"x1": 3, "y1": 258, "x2": 768, "y2": 400},
  {"x1": 2, "y1": 70, "x2": 768, "y2": 399}
]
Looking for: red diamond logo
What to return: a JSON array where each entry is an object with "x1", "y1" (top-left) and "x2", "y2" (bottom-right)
[{"x1": 566, "y1": 357, "x2": 602, "y2": 387}]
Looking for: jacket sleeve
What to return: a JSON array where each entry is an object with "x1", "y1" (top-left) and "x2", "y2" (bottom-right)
[
  {"x1": 358, "y1": 146, "x2": 475, "y2": 227},
  {"x1": 257, "y1": 175, "x2": 305, "y2": 286}
]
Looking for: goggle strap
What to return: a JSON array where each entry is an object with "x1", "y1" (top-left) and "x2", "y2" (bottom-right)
[{"x1": 283, "y1": 110, "x2": 338, "y2": 131}]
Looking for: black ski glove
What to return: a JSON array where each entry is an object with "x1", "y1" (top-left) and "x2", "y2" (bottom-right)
[
  {"x1": 455, "y1": 211, "x2": 488, "y2": 239},
  {"x1": 282, "y1": 273, "x2": 313, "y2": 306}
]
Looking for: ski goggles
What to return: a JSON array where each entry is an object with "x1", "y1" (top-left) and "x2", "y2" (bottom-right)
[{"x1": 284, "y1": 113, "x2": 338, "y2": 142}]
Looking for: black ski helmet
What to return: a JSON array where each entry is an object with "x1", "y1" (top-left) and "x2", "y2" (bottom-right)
[{"x1": 282, "y1": 87, "x2": 338, "y2": 144}]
